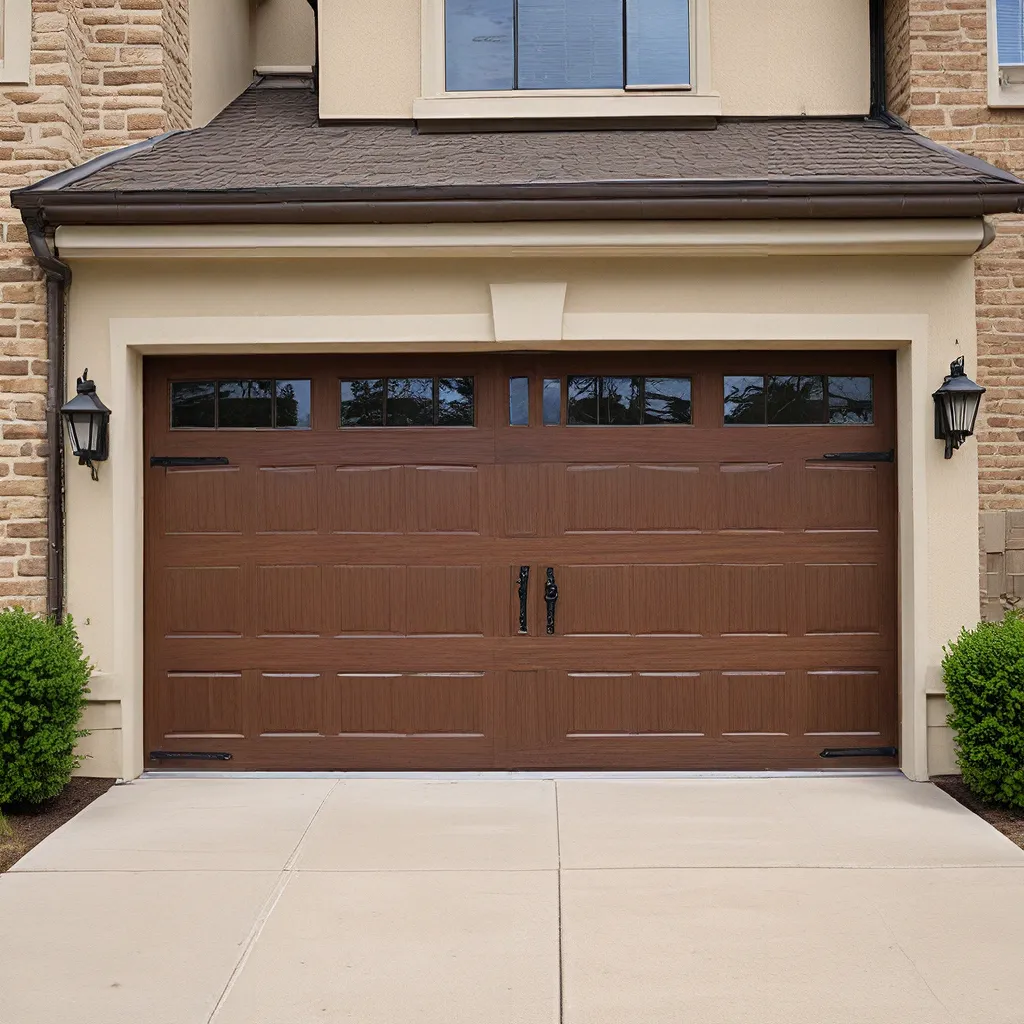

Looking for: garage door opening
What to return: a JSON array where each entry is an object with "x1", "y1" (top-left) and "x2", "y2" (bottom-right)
[{"x1": 144, "y1": 352, "x2": 897, "y2": 771}]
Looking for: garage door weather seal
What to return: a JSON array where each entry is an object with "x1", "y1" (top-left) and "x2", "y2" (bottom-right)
[{"x1": 141, "y1": 769, "x2": 902, "y2": 780}]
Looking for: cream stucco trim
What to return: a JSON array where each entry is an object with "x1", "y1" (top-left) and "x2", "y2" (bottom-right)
[
  {"x1": 55, "y1": 221, "x2": 990, "y2": 261},
  {"x1": 0, "y1": 0, "x2": 31, "y2": 84},
  {"x1": 255, "y1": 65, "x2": 313, "y2": 75},
  {"x1": 418, "y1": 0, "x2": 715, "y2": 118},
  {"x1": 412, "y1": 93, "x2": 723, "y2": 120},
  {"x1": 110, "y1": 313, "x2": 495, "y2": 352},
  {"x1": 490, "y1": 283, "x2": 567, "y2": 342},
  {"x1": 100, "y1": 308, "x2": 938, "y2": 782}
]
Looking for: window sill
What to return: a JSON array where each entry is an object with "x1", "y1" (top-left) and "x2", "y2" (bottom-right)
[
  {"x1": 989, "y1": 77, "x2": 1024, "y2": 107},
  {"x1": 412, "y1": 92, "x2": 723, "y2": 126}
]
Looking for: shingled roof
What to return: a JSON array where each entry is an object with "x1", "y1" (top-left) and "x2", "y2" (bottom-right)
[{"x1": 13, "y1": 77, "x2": 1024, "y2": 225}]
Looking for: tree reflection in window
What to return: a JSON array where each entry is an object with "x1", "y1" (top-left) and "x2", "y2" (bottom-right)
[
  {"x1": 724, "y1": 375, "x2": 873, "y2": 425},
  {"x1": 566, "y1": 376, "x2": 691, "y2": 425},
  {"x1": 766, "y1": 376, "x2": 824, "y2": 425},
  {"x1": 274, "y1": 380, "x2": 312, "y2": 429},
  {"x1": 171, "y1": 379, "x2": 311, "y2": 429},
  {"x1": 340, "y1": 377, "x2": 475, "y2": 427},
  {"x1": 438, "y1": 377, "x2": 475, "y2": 425}
]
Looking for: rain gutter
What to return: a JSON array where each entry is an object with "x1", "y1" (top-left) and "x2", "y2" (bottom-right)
[{"x1": 12, "y1": 178, "x2": 1024, "y2": 226}]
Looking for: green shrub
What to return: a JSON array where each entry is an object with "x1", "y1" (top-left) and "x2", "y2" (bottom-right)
[
  {"x1": 0, "y1": 608, "x2": 91, "y2": 806},
  {"x1": 943, "y1": 610, "x2": 1024, "y2": 810}
]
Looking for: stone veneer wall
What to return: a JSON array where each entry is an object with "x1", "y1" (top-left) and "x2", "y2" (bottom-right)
[
  {"x1": 0, "y1": 0, "x2": 191, "y2": 613},
  {"x1": 885, "y1": 0, "x2": 1024, "y2": 621}
]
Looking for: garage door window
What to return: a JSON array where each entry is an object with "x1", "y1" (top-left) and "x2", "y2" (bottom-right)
[
  {"x1": 724, "y1": 375, "x2": 873, "y2": 425},
  {"x1": 170, "y1": 379, "x2": 311, "y2": 429},
  {"x1": 557, "y1": 375, "x2": 692, "y2": 425},
  {"x1": 341, "y1": 377, "x2": 475, "y2": 427}
]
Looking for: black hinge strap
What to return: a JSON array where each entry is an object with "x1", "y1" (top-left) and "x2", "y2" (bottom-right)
[
  {"x1": 820, "y1": 746, "x2": 898, "y2": 758},
  {"x1": 149, "y1": 751, "x2": 233, "y2": 761},
  {"x1": 820, "y1": 450, "x2": 894, "y2": 463},
  {"x1": 150, "y1": 456, "x2": 230, "y2": 467}
]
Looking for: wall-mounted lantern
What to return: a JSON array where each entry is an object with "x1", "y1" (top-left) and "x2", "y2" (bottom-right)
[
  {"x1": 61, "y1": 369, "x2": 110, "y2": 481},
  {"x1": 933, "y1": 356, "x2": 985, "y2": 460}
]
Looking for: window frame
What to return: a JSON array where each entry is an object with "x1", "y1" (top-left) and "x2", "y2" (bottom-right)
[
  {"x1": 417, "y1": 0, "x2": 718, "y2": 121},
  {"x1": 339, "y1": 375, "x2": 477, "y2": 428},
  {"x1": 0, "y1": 0, "x2": 31, "y2": 85},
  {"x1": 989, "y1": 0, "x2": 1024, "y2": 106},
  {"x1": 168, "y1": 378, "x2": 313, "y2": 431},
  {"x1": 722, "y1": 374, "x2": 875, "y2": 427}
]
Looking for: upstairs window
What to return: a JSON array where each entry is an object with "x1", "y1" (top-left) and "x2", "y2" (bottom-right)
[
  {"x1": 445, "y1": 0, "x2": 691, "y2": 92},
  {"x1": 997, "y1": 0, "x2": 1024, "y2": 68}
]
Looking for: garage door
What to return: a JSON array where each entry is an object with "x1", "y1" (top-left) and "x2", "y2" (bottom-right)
[{"x1": 144, "y1": 352, "x2": 897, "y2": 771}]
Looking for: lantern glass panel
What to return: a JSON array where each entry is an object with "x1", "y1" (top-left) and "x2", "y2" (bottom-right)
[
  {"x1": 67, "y1": 410, "x2": 95, "y2": 455},
  {"x1": 951, "y1": 394, "x2": 969, "y2": 434}
]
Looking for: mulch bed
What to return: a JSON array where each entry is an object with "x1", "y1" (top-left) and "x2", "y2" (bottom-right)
[
  {"x1": 0, "y1": 777, "x2": 115, "y2": 872},
  {"x1": 933, "y1": 775, "x2": 1024, "y2": 852}
]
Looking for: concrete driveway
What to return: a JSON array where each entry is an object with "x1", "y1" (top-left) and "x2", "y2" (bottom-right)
[{"x1": 2, "y1": 776, "x2": 1023, "y2": 1024}]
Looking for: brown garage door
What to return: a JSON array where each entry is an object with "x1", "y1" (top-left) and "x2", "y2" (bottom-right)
[{"x1": 144, "y1": 352, "x2": 897, "y2": 771}]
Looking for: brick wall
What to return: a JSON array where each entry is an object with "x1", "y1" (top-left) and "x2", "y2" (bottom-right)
[
  {"x1": 0, "y1": 0, "x2": 191, "y2": 613},
  {"x1": 886, "y1": 0, "x2": 1024, "y2": 619}
]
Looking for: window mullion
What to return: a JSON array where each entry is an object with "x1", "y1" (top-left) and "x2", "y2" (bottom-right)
[
  {"x1": 513, "y1": 0, "x2": 519, "y2": 90},
  {"x1": 622, "y1": 0, "x2": 628, "y2": 90}
]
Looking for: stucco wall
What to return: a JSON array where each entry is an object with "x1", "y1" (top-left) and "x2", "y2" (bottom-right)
[
  {"x1": 58, "y1": 249, "x2": 977, "y2": 780},
  {"x1": 189, "y1": 0, "x2": 253, "y2": 127},
  {"x1": 319, "y1": 0, "x2": 870, "y2": 119},
  {"x1": 254, "y1": 0, "x2": 316, "y2": 70}
]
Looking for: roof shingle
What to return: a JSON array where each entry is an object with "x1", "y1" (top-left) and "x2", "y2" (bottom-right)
[{"x1": 54, "y1": 84, "x2": 1019, "y2": 194}]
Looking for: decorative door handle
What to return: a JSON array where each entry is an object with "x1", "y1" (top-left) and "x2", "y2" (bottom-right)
[
  {"x1": 544, "y1": 567, "x2": 558, "y2": 635},
  {"x1": 517, "y1": 566, "x2": 530, "y2": 634}
]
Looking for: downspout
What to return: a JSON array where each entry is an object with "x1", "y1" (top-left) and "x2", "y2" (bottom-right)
[
  {"x1": 869, "y1": 0, "x2": 887, "y2": 119},
  {"x1": 305, "y1": 0, "x2": 319, "y2": 93},
  {"x1": 23, "y1": 211, "x2": 71, "y2": 622}
]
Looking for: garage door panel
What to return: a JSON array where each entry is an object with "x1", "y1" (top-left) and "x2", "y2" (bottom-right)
[
  {"x1": 329, "y1": 466, "x2": 403, "y2": 534},
  {"x1": 257, "y1": 673, "x2": 326, "y2": 736},
  {"x1": 803, "y1": 464, "x2": 880, "y2": 532},
  {"x1": 802, "y1": 669, "x2": 888, "y2": 738},
  {"x1": 501, "y1": 670, "x2": 564, "y2": 753},
  {"x1": 408, "y1": 466, "x2": 481, "y2": 534},
  {"x1": 162, "y1": 466, "x2": 243, "y2": 535},
  {"x1": 406, "y1": 566, "x2": 484, "y2": 636},
  {"x1": 714, "y1": 564, "x2": 789, "y2": 636},
  {"x1": 162, "y1": 566, "x2": 245, "y2": 637},
  {"x1": 633, "y1": 565, "x2": 704, "y2": 636},
  {"x1": 558, "y1": 565, "x2": 632, "y2": 636},
  {"x1": 256, "y1": 564, "x2": 322, "y2": 637},
  {"x1": 502, "y1": 463, "x2": 541, "y2": 537},
  {"x1": 803, "y1": 563, "x2": 882, "y2": 635},
  {"x1": 257, "y1": 466, "x2": 319, "y2": 534},
  {"x1": 152, "y1": 671, "x2": 246, "y2": 739},
  {"x1": 718, "y1": 671, "x2": 792, "y2": 737},
  {"x1": 566, "y1": 464, "x2": 633, "y2": 532},
  {"x1": 567, "y1": 671, "x2": 708, "y2": 737},
  {"x1": 635, "y1": 464, "x2": 702, "y2": 532},
  {"x1": 331, "y1": 565, "x2": 405, "y2": 635},
  {"x1": 716, "y1": 462, "x2": 793, "y2": 531},
  {"x1": 561, "y1": 464, "x2": 704, "y2": 534},
  {"x1": 335, "y1": 672, "x2": 492, "y2": 737}
]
